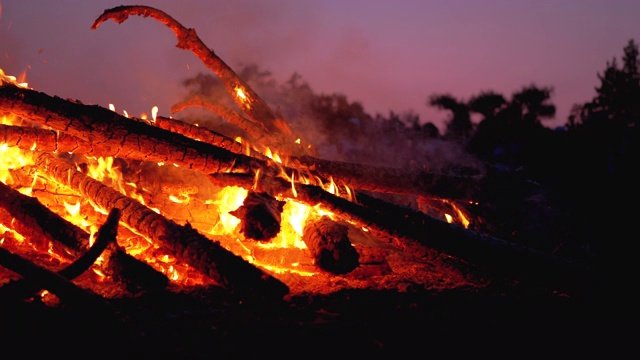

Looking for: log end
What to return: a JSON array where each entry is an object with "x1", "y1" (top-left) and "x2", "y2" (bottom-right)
[{"x1": 303, "y1": 216, "x2": 360, "y2": 275}]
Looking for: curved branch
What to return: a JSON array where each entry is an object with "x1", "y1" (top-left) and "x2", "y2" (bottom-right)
[{"x1": 92, "y1": 5, "x2": 300, "y2": 152}]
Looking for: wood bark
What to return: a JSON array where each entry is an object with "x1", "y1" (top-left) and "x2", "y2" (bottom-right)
[
  {"x1": 0, "y1": 208, "x2": 119, "y2": 300},
  {"x1": 302, "y1": 216, "x2": 360, "y2": 275},
  {"x1": 32, "y1": 151, "x2": 289, "y2": 300},
  {"x1": 153, "y1": 115, "x2": 268, "y2": 159},
  {"x1": 0, "y1": 84, "x2": 258, "y2": 174},
  {"x1": 229, "y1": 190, "x2": 286, "y2": 241},
  {"x1": 0, "y1": 180, "x2": 89, "y2": 255},
  {"x1": 0, "y1": 180, "x2": 169, "y2": 292}
]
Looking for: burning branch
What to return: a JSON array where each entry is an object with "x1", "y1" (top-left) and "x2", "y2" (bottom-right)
[
  {"x1": 0, "y1": 180, "x2": 88, "y2": 256},
  {"x1": 0, "y1": 179, "x2": 169, "y2": 292},
  {"x1": 55, "y1": 208, "x2": 121, "y2": 280},
  {"x1": 0, "y1": 84, "x2": 479, "y2": 201},
  {"x1": 0, "y1": 209, "x2": 122, "y2": 306},
  {"x1": 153, "y1": 115, "x2": 268, "y2": 160},
  {"x1": 32, "y1": 151, "x2": 289, "y2": 299},
  {"x1": 171, "y1": 95, "x2": 292, "y2": 155},
  {"x1": 0, "y1": 246, "x2": 105, "y2": 307},
  {"x1": 91, "y1": 5, "x2": 303, "y2": 155}
]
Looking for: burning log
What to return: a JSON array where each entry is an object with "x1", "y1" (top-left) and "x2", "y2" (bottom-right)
[
  {"x1": 32, "y1": 151, "x2": 289, "y2": 300},
  {"x1": 0, "y1": 124, "x2": 108, "y2": 158},
  {"x1": 229, "y1": 190, "x2": 286, "y2": 241},
  {"x1": 209, "y1": 173, "x2": 592, "y2": 292},
  {"x1": 91, "y1": 5, "x2": 304, "y2": 156},
  {"x1": 0, "y1": 179, "x2": 169, "y2": 292},
  {"x1": 0, "y1": 84, "x2": 258, "y2": 174},
  {"x1": 302, "y1": 216, "x2": 360, "y2": 275},
  {"x1": 0, "y1": 180, "x2": 87, "y2": 255},
  {"x1": 0, "y1": 209, "x2": 121, "y2": 306},
  {"x1": 153, "y1": 115, "x2": 268, "y2": 160},
  {"x1": 0, "y1": 85, "x2": 480, "y2": 201}
]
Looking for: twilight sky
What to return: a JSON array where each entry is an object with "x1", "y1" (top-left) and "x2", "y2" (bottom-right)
[{"x1": 1, "y1": 0, "x2": 639, "y2": 131}]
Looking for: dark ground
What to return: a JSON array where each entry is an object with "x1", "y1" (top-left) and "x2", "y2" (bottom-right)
[{"x1": 1, "y1": 277, "x2": 636, "y2": 359}]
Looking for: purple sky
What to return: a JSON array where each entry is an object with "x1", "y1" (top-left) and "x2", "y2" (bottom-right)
[{"x1": 1, "y1": 0, "x2": 639, "y2": 131}]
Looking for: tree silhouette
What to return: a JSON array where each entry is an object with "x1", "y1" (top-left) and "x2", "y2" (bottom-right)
[
  {"x1": 570, "y1": 39, "x2": 640, "y2": 130},
  {"x1": 468, "y1": 90, "x2": 507, "y2": 119},
  {"x1": 511, "y1": 85, "x2": 556, "y2": 127},
  {"x1": 428, "y1": 93, "x2": 472, "y2": 141}
]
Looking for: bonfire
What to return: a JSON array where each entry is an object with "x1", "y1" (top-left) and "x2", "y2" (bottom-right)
[{"x1": 0, "y1": 5, "x2": 588, "y2": 312}]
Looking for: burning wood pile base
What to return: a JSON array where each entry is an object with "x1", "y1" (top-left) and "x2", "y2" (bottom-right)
[{"x1": 0, "y1": 4, "x2": 596, "y2": 317}]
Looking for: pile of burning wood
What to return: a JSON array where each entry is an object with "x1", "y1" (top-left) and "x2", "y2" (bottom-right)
[{"x1": 0, "y1": 6, "x2": 591, "y2": 308}]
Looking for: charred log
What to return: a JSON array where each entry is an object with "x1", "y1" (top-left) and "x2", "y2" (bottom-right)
[
  {"x1": 229, "y1": 190, "x2": 285, "y2": 241},
  {"x1": 0, "y1": 209, "x2": 119, "y2": 302},
  {"x1": 0, "y1": 177, "x2": 168, "y2": 290},
  {"x1": 289, "y1": 155, "x2": 482, "y2": 201},
  {"x1": 34, "y1": 151, "x2": 289, "y2": 300},
  {"x1": 302, "y1": 216, "x2": 359, "y2": 275},
  {"x1": 0, "y1": 85, "x2": 481, "y2": 201},
  {"x1": 0, "y1": 245, "x2": 107, "y2": 308},
  {"x1": 209, "y1": 172, "x2": 593, "y2": 293},
  {"x1": 153, "y1": 115, "x2": 268, "y2": 160},
  {"x1": 0, "y1": 123, "x2": 109, "y2": 157},
  {"x1": 0, "y1": 84, "x2": 258, "y2": 174},
  {"x1": 0, "y1": 180, "x2": 89, "y2": 255}
]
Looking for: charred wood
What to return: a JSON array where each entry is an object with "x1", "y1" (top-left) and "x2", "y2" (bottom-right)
[
  {"x1": 0, "y1": 180, "x2": 169, "y2": 293},
  {"x1": 0, "y1": 84, "x2": 257, "y2": 174},
  {"x1": 0, "y1": 246, "x2": 106, "y2": 307},
  {"x1": 302, "y1": 216, "x2": 360, "y2": 275},
  {"x1": 34, "y1": 151, "x2": 289, "y2": 300},
  {"x1": 0, "y1": 123, "x2": 109, "y2": 157},
  {"x1": 0, "y1": 85, "x2": 481, "y2": 201},
  {"x1": 289, "y1": 155, "x2": 482, "y2": 201},
  {"x1": 0, "y1": 180, "x2": 88, "y2": 255},
  {"x1": 0, "y1": 208, "x2": 119, "y2": 300},
  {"x1": 153, "y1": 115, "x2": 268, "y2": 160},
  {"x1": 209, "y1": 173, "x2": 592, "y2": 293},
  {"x1": 229, "y1": 190, "x2": 285, "y2": 241}
]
